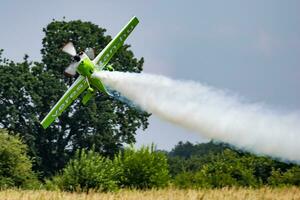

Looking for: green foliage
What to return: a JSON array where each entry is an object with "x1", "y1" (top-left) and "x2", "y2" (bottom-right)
[
  {"x1": 168, "y1": 141, "x2": 230, "y2": 177},
  {"x1": 0, "y1": 129, "x2": 39, "y2": 189},
  {"x1": 48, "y1": 148, "x2": 121, "y2": 192},
  {"x1": 116, "y1": 145, "x2": 170, "y2": 189},
  {"x1": 268, "y1": 166, "x2": 300, "y2": 186},
  {"x1": 170, "y1": 141, "x2": 300, "y2": 188},
  {"x1": 169, "y1": 141, "x2": 228, "y2": 158},
  {"x1": 0, "y1": 19, "x2": 149, "y2": 177},
  {"x1": 197, "y1": 150, "x2": 259, "y2": 188},
  {"x1": 174, "y1": 149, "x2": 259, "y2": 188},
  {"x1": 173, "y1": 172, "x2": 196, "y2": 189},
  {"x1": 46, "y1": 145, "x2": 170, "y2": 191}
]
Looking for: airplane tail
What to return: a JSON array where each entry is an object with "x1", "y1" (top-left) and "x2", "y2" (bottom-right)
[{"x1": 81, "y1": 76, "x2": 111, "y2": 105}]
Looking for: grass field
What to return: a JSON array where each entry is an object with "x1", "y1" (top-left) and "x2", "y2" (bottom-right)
[{"x1": 0, "y1": 187, "x2": 299, "y2": 200}]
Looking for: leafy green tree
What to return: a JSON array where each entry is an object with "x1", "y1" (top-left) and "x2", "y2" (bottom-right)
[
  {"x1": 0, "y1": 55, "x2": 46, "y2": 166},
  {"x1": 268, "y1": 166, "x2": 300, "y2": 186},
  {"x1": 167, "y1": 156, "x2": 187, "y2": 177},
  {"x1": 0, "y1": 19, "x2": 149, "y2": 176},
  {"x1": 0, "y1": 129, "x2": 39, "y2": 189},
  {"x1": 282, "y1": 166, "x2": 300, "y2": 185},
  {"x1": 116, "y1": 145, "x2": 170, "y2": 189},
  {"x1": 173, "y1": 171, "x2": 196, "y2": 189},
  {"x1": 238, "y1": 154, "x2": 276, "y2": 184},
  {"x1": 169, "y1": 140, "x2": 228, "y2": 158},
  {"x1": 174, "y1": 149, "x2": 260, "y2": 189},
  {"x1": 168, "y1": 141, "x2": 232, "y2": 177},
  {"x1": 170, "y1": 141, "x2": 300, "y2": 188},
  {"x1": 193, "y1": 149, "x2": 259, "y2": 188},
  {"x1": 47, "y1": 148, "x2": 121, "y2": 192}
]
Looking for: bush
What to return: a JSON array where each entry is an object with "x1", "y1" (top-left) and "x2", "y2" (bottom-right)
[
  {"x1": 173, "y1": 149, "x2": 259, "y2": 188},
  {"x1": 116, "y1": 145, "x2": 170, "y2": 189},
  {"x1": 268, "y1": 166, "x2": 300, "y2": 186},
  {"x1": 0, "y1": 129, "x2": 39, "y2": 189},
  {"x1": 48, "y1": 148, "x2": 121, "y2": 192},
  {"x1": 173, "y1": 172, "x2": 197, "y2": 189},
  {"x1": 282, "y1": 166, "x2": 300, "y2": 185}
]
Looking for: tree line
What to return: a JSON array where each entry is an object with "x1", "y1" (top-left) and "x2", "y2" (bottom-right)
[
  {"x1": 168, "y1": 141, "x2": 300, "y2": 188},
  {"x1": 0, "y1": 129, "x2": 299, "y2": 191}
]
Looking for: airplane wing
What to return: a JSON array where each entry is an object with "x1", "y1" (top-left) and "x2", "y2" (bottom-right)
[
  {"x1": 93, "y1": 16, "x2": 139, "y2": 70},
  {"x1": 40, "y1": 75, "x2": 88, "y2": 129}
]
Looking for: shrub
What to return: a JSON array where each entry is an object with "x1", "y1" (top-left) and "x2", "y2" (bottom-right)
[
  {"x1": 49, "y1": 148, "x2": 121, "y2": 192},
  {"x1": 282, "y1": 166, "x2": 300, "y2": 185},
  {"x1": 116, "y1": 144, "x2": 170, "y2": 189},
  {"x1": 0, "y1": 129, "x2": 39, "y2": 189},
  {"x1": 268, "y1": 166, "x2": 300, "y2": 186},
  {"x1": 173, "y1": 149, "x2": 259, "y2": 188},
  {"x1": 173, "y1": 172, "x2": 197, "y2": 189}
]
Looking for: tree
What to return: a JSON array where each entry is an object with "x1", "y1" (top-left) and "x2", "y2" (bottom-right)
[
  {"x1": 47, "y1": 148, "x2": 121, "y2": 192},
  {"x1": 0, "y1": 19, "x2": 149, "y2": 176},
  {"x1": 268, "y1": 166, "x2": 300, "y2": 186},
  {"x1": 168, "y1": 141, "x2": 231, "y2": 177},
  {"x1": 173, "y1": 149, "x2": 259, "y2": 188},
  {"x1": 115, "y1": 145, "x2": 170, "y2": 189},
  {"x1": 169, "y1": 140, "x2": 229, "y2": 158},
  {"x1": 0, "y1": 129, "x2": 38, "y2": 188},
  {"x1": 170, "y1": 141, "x2": 300, "y2": 188}
]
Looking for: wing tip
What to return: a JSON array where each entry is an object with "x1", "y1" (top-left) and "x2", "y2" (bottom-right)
[
  {"x1": 41, "y1": 124, "x2": 48, "y2": 129},
  {"x1": 40, "y1": 120, "x2": 49, "y2": 129},
  {"x1": 131, "y1": 16, "x2": 139, "y2": 24}
]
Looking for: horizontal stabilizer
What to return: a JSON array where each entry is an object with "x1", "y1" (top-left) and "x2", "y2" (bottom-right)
[{"x1": 82, "y1": 90, "x2": 94, "y2": 105}]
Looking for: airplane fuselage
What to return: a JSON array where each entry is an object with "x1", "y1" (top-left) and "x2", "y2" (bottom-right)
[
  {"x1": 74, "y1": 54, "x2": 108, "y2": 100},
  {"x1": 76, "y1": 55, "x2": 96, "y2": 77}
]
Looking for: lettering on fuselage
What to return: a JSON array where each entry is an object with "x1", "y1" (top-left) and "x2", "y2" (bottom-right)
[
  {"x1": 101, "y1": 24, "x2": 135, "y2": 65},
  {"x1": 51, "y1": 80, "x2": 86, "y2": 118}
]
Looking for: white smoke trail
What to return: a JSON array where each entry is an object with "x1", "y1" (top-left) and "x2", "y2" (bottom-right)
[{"x1": 93, "y1": 71, "x2": 300, "y2": 162}]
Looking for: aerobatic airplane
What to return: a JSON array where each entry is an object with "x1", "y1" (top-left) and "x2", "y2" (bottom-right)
[{"x1": 41, "y1": 16, "x2": 139, "y2": 129}]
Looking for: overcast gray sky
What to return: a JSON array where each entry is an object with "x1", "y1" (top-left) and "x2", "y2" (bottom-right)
[{"x1": 1, "y1": 1, "x2": 299, "y2": 150}]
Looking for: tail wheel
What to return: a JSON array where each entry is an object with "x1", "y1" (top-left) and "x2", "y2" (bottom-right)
[{"x1": 88, "y1": 87, "x2": 94, "y2": 93}]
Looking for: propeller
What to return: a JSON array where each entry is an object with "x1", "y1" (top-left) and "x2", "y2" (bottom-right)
[
  {"x1": 85, "y1": 47, "x2": 95, "y2": 60},
  {"x1": 62, "y1": 42, "x2": 95, "y2": 77},
  {"x1": 62, "y1": 42, "x2": 77, "y2": 57},
  {"x1": 64, "y1": 62, "x2": 77, "y2": 77},
  {"x1": 62, "y1": 42, "x2": 78, "y2": 77}
]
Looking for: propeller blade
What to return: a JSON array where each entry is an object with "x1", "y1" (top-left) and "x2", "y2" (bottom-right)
[
  {"x1": 85, "y1": 47, "x2": 95, "y2": 60},
  {"x1": 64, "y1": 62, "x2": 78, "y2": 77},
  {"x1": 62, "y1": 42, "x2": 77, "y2": 57}
]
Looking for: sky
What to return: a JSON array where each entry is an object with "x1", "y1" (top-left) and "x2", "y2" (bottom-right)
[{"x1": 0, "y1": 1, "x2": 299, "y2": 150}]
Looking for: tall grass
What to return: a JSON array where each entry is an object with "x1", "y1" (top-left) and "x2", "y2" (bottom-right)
[{"x1": 0, "y1": 187, "x2": 299, "y2": 200}]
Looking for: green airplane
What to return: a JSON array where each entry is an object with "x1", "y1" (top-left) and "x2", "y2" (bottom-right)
[{"x1": 41, "y1": 16, "x2": 139, "y2": 129}]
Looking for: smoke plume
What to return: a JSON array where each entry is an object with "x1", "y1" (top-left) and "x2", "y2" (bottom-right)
[{"x1": 93, "y1": 71, "x2": 300, "y2": 162}]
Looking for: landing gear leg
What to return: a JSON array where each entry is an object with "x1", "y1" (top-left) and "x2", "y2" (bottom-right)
[{"x1": 86, "y1": 77, "x2": 94, "y2": 93}]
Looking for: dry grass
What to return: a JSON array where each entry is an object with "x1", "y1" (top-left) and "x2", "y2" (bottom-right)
[{"x1": 0, "y1": 187, "x2": 299, "y2": 200}]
